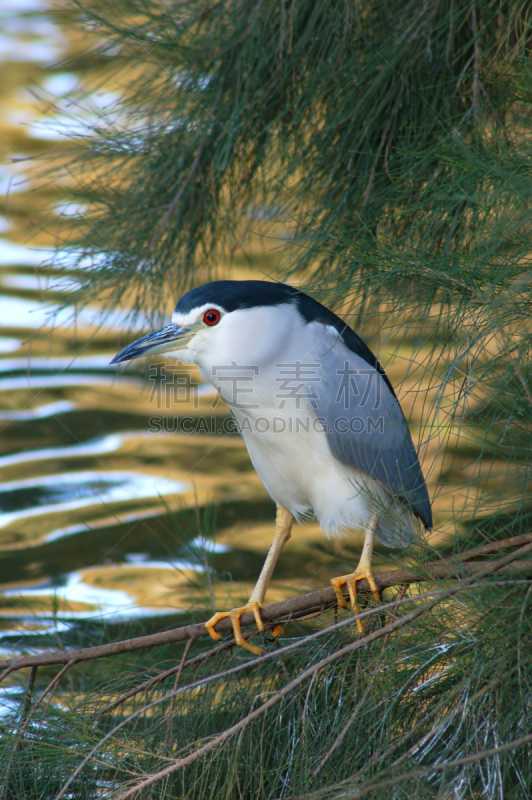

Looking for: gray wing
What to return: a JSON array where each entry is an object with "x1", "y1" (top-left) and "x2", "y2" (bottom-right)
[{"x1": 308, "y1": 328, "x2": 432, "y2": 529}]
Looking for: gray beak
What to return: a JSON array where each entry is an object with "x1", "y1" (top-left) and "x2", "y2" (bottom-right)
[{"x1": 110, "y1": 323, "x2": 193, "y2": 364}]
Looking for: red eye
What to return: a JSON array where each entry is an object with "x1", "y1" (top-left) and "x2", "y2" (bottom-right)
[{"x1": 203, "y1": 308, "x2": 221, "y2": 326}]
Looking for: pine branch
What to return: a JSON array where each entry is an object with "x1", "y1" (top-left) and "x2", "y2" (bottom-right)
[
  {"x1": 1, "y1": 532, "x2": 530, "y2": 677},
  {"x1": 0, "y1": 660, "x2": 77, "y2": 800},
  {"x1": 111, "y1": 602, "x2": 436, "y2": 800},
  {"x1": 52, "y1": 541, "x2": 532, "y2": 800},
  {"x1": 96, "y1": 626, "x2": 259, "y2": 719},
  {"x1": 319, "y1": 732, "x2": 532, "y2": 800}
]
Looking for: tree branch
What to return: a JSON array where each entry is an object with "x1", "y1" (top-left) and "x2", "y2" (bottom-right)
[
  {"x1": 0, "y1": 532, "x2": 530, "y2": 676},
  {"x1": 112, "y1": 601, "x2": 434, "y2": 800},
  {"x1": 147, "y1": 135, "x2": 208, "y2": 252},
  {"x1": 96, "y1": 627, "x2": 258, "y2": 719},
  {"x1": 57, "y1": 541, "x2": 532, "y2": 800}
]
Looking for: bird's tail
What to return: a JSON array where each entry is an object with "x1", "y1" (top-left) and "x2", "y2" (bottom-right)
[{"x1": 375, "y1": 502, "x2": 415, "y2": 548}]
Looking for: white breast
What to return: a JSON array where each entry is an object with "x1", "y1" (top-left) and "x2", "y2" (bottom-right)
[{"x1": 232, "y1": 399, "x2": 390, "y2": 537}]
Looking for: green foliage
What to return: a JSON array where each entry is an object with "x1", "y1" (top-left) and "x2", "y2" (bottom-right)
[
  {"x1": 1, "y1": 573, "x2": 531, "y2": 799},
  {"x1": 4, "y1": 0, "x2": 529, "y2": 797},
  {"x1": 61, "y1": 0, "x2": 532, "y2": 316}
]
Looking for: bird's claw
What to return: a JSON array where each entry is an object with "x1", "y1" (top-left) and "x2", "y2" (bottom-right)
[
  {"x1": 205, "y1": 600, "x2": 264, "y2": 656},
  {"x1": 331, "y1": 569, "x2": 381, "y2": 635}
]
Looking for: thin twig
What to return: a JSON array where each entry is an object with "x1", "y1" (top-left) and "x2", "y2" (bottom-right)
[
  {"x1": 445, "y1": 0, "x2": 454, "y2": 64},
  {"x1": 147, "y1": 133, "x2": 209, "y2": 251},
  {"x1": 23, "y1": 660, "x2": 76, "y2": 726},
  {"x1": 312, "y1": 680, "x2": 374, "y2": 777},
  {"x1": 414, "y1": 263, "x2": 482, "y2": 299},
  {"x1": 287, "y1": 0, "x2": 296, "y2": 53},
  {"x1": 454, "y1": 53, "x2": 475, "y2": 93},
  {"x1": 0, "y1": 661, "x2": 75, "y2": 800},
  {"x1": 236, "y1": 0, "x2": 264, "y2": 45},
  {"x1": 0, "y1": 665, "x2": 17, "y2": 684},
  {"x1": 51, "y1": 579, "x2": 525, "y2": 800},
  {"x1": 497, "y1": 328, "x2": 532, "y2": 407},
  {"x1": 21, "y1": 665, "x2": 38, "y2": 721},
  {"x1": 97, "y1": 629, "x2": 256, "y2": 719},
  {"x1": 109, "y1": 604, "x2": 438, "y2": 800},
  {"x1": 445, "y1": 197, "x2": 468, "y2": 256},
  {"x1": 348, "y1": 650, "x2": 532, "y2": 792},
  {"x1": 384, "y1": 135, "x2": 394, "y2": 182},
  {"x1": 278, "y1": 0, "x2": 286, "y2": 69},
  {"x1": 54, "y1": 594, "x2": 446, "y2": 800},
  {"x1": 108, "y1": 545, "x2": 532, "y2": 798},
  {"x1": 361, "y1": 109, "x2": 396, "y2": 213},
  {"x1": 164, "y1": 638, "x2": 194, "y2": 748},
  {"x1": 302, "y1": 672, "x2": 317, "y2": 722},
  {"x1": 194, "y1": 0, "x2": 224, "y2": 30},
  {"x1": 471, "y1": 3, "x2": 480, "y2": 123},
  {"x1": 480, "y1": 82, "x2": 512, "y2": 145},
  {"x1": 275, "y1": 637, "x2": 292, "y2": 683}
]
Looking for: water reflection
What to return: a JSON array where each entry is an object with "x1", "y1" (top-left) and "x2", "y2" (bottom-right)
[
  {"x1": 0, "y1": 400, "x2": 74, "y2": 420},
  {"x1": 0, "y1": 293, "x2": 150, "y2": 330},
  {"x1": 0, "y1": 7, "x2": 63, "y2": 64},
  {"x1": 0, "y1": 469, "x2": 185, "y2": 525},
  {"x1": 3, "y1": 573, "x2": 135, "y2": 619},
  {"x1": 0, "y1": 338, "x2": 20, "y2": 354},
  {"x1": 1, "y1": 272, "x2": 78, "y2": 290},
  {"x1": 0, "y1": 240, "x2": 55, "y2": 266},
  {"x1": 28, "y1": 88, "x2": 124, "y2": 140},
  {"x1": 0, "y1": 355, "x2": 115, "y2": 372},
  {"x1": 0, "y1": 0, "x2": 215, "y2": 638},
  {"x1": 0, "y1": 431, "x2": 157, "y2": 465},
  {"x1": 0, "y1": 373, "x2": 141, "y2": 390}
]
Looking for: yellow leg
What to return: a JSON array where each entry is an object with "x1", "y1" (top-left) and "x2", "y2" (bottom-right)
[
  {"x1": 331, "y1": 513, "x2": 381, "y2": 635},
  {"x1": 205, "y1": 506, "x2": 294, "y2": 655}
]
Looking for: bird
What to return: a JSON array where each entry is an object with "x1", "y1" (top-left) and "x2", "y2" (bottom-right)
[{"x1": 111, "y1": 280, "x2": 432, "y2": 655}]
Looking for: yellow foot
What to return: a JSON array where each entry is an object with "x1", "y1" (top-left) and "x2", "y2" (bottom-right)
[
  {"x1": 205, "y1": 600, "x2": 264, "y2": 656},
  {"x1": 331, "y1": 568, "x2": 381, "y2": 635}
]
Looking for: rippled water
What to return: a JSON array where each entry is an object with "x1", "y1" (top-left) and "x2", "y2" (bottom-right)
[{"x1": 0, "y1": 0, "x2": 446, "y2": 683}]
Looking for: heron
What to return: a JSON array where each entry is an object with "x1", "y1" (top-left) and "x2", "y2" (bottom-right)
[{"x1": 111, "y1": 280, "x2": 432, "y2": 655}]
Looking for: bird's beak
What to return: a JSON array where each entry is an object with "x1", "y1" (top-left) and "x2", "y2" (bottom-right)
[{"x1": 110, "y1": 323, "x2": 197, "y2": 365}]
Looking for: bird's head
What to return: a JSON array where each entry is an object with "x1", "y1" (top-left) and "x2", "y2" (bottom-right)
[{"x1": 110, "y1": 280, "x2": 308, "y2": 370}]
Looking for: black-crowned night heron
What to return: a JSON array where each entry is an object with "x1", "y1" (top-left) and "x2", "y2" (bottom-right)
[{"x1": 111, "y1": 280, "x2": 432, "y2": 655}]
